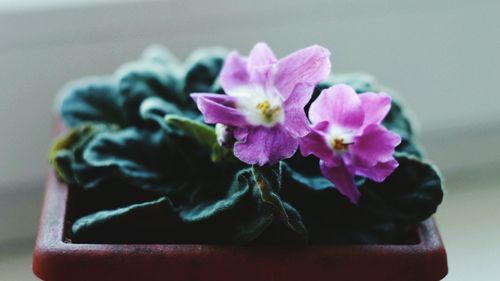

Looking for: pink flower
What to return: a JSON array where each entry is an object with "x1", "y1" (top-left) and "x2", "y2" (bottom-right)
[
  {"x1": 300, "y1": 84, "x2": 401, "y2": 204},
  {"x1": 191, "y1": 42, "x2": 331, "y2": 165}
]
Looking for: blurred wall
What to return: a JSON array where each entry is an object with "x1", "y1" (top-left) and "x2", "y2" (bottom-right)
[{"x1": 0, "y1": 0, "x2": 499, "y2": 241}]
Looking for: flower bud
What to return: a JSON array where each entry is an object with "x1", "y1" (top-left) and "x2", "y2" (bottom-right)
[{"x1": 215, "y1": 124, "x2": 235, "y2": 148}]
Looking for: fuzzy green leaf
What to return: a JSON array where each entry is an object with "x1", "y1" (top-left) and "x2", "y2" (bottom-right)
[
  {"x1": 49, "y1": 124, "x2": 110, "y2": 183},
  {"x1": 282, "y1": 163, "x2": 399, "y2": 244},
  {"x1": 183, "y1": 47, "x2": 227, "y2": 95},
  {"x1": 139, "y1": 97, "x2": 184, "y2": 131},
  {"x1": 115, "y1": 59, "x2": 182, "y2": 124},
  {"x1": 71, "y1": 197, "x2": 181, "y2": 243},
  {"x1": 176, "y1": 168, "x2": 275, "y2": 244},
  {"x1": 58, "y1": 78, "x2": 124, "y2": 127},
  {"x1": 80, "y1": 128, "x2": 193, "y2": 193},
  {"x1": 282, "y1": 151, "x2": 444, "y2": 244},
  {"x1": 179, "y1": 171, "x2": 251, "y2": 222},
  {"x1": 175, "y1": 165, "x2": 307, "y2": 244},
  {"x1": 360, "y1": 152, "x2": 444, "y2": 223},
  {"x1": 164, "y1": 114, "x2": 233, "y2": 163},
  {"x1": 165, "y1": 114, "x2": 217, "y2": 150},
  {"x1": 140, "y1": 45, "x2": 180, "y2": 67},
  {"x1": 252, "y1": 164, "x2": 308, "y2": 243}
]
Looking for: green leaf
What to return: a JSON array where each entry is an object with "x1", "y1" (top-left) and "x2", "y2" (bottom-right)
[
  {"x1": 139, "y1": 97, "x2": 184, "y2": 131},
  {"x1": 176, "y1": 168, "x2": 275, "y2": 244},
  {"x1": 58, "y1": 78, "x2": 124, "y2": 127},
  {"x1": 252, "y1": 164, "x2": 308, "y2": 243},
  {"x1": 183, "y1": 47, "x2": 227, "y2": 95},
  {"x1": 281, "y1": 151, "x2": 444, "y2": 244},
  {"x1": 164, "y1": 114, "x2": 217, "y2": 150},
  {"x1": 115, "y1": 56, "x2": 183, "y2": 124},
  {"x1": 140, "y1": 45, "x2": 180, "y2": 67},
  {"x1": 164, "y1": 114, "x2": 233, "y2": 163},
  {"x1": 49, "y1": 124, "x2": 110, "y2": 183},
  {"x1": 71, "y1": 197, "x2": 181, "y2": 243},
  {"x1": 281, "y1": 163, "x2": 399, "y2": 244},
  {"x1": 382, "y1": 94, "x2": 413, "y2": 139},
  {"x1": 51, "y1": 124, "x2": 201, "y2": 196},
  {"x1": 174, "y1": 165, "x2": 307, "y2": 244},
  {"x1": 360, "y1": 152, "x2": 444, "y2": 223},
  {"x1": 252, "y1": 165, "x2": 285, "y2": 215},
  {"x1": 210, "y1": 143, "x2": 235, "y2": 163},
  {"x1": 179, "y1": 169, "x2": 251, "y2": 222},
  {"x1": 396, "y1": 139, "x2": 423, "y2": 158},
  {"x1": 79, "y1": 127, "x2": 192, "y2": 193},
  {"x1": 382, "y1": 96, "x2": 423, "y2": 157},
  {"x1": 231, "y1": 207, "x2": 275, "y2": 244}
]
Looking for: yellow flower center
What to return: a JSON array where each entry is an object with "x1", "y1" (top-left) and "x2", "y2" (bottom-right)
[
  {"x1": 256, "y1": 100, "x2": 282, "y2": 124},
  {"x1": 331, "y1": 137, "x2": 351, "y2": 153},
  {"x1": 230, "y1": 86, "x2": 284, "y2": 127}
]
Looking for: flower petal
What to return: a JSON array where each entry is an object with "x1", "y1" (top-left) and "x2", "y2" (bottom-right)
[
  {"x1": 284, "y1": 83, "x2": 315, "y2": 110},
  {"x1": 309, "y1": 84, "x2": 364, "y2": 129},
  {"x1": 359, "y1": 92, "x2": 392, "y2": 128},
  {"x1": 355, "y1": 159, "x2": 399, "y2": 182},
  {"x1": 247, "y1": 43, "x2": 277, "y2": 89},
  {"x1": 299, "y1": 122, "x2": 341, "y2": 167},
  {"x1": 233, "y1": 125, "x2": 298, "y2": 165},
  {"x1": 348, "y1": 123, "x2": 401, "y2": 167},
  {"x1": 249, "y1": 65, "x2": 274, "y2": 90},
  {"x1": 283, "y1": 83, "x2": 315, "y2": 137},
  {"x1": 273, "y1": 45, "x2": 331, "y2": 99},
  {"x1": 219, "y1": 51, "x2": 249, "y2": 93},
  {"x1": 233, "y1": 127, "x2": 248, "y2": 143},
  {"x1": 247, "y1": 42, "x2": 277, "y2": 70},
  {"x1": 299, "y1": 125, "x2": 329, "y2": 158},
  {"x1": 191, "y1": 93, "x2": 247, "y2": 126},
  {"x1": 320, "y1": 160, "x2": 360, "y2": 204}
]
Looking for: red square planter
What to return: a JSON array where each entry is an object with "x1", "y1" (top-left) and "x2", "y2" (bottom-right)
[{"x1": 33, "y1": 168, "x2": 448, "y2": 281}]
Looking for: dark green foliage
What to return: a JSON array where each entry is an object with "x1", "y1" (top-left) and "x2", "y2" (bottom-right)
[
  {"x1": 182, "y1": 47, "x2": 227, "y2": 95},
  {"x1": 175, "y1": 165, "x2": 308, "y2": 244},
  {"x1": 51, "y1": 47, "x2": 443, "y2": 245},
  {"x1": 59, "y1": 78, "x2": 124, "y2": 127},
  {"x1": 72, "y1": 197, "x2": 181, "y2": 244},
  {"x1": 359, "y1": 153, "x2": 444, "y2": 223},
  {"x1": 69, "y1": 164, "x2": 307, "y2": 245},
  {"x1": 79, "y1": 127, "x2": 189, "y2": 192},
  {"x1": 49, "y1": 124, "x2": 111, "y2": 186},
  {"x1": 115, "y1": 61, "x2": 180, "y2": 125},
  {"x1": 58, "y1": 46, "x2": 226, "y2": 129},
  {"x1": 282, "y1": 153, "x2": 443, "y2": 244},
  {"x1": 139, "y1": 97, "x2": 185, "y2": 131}
]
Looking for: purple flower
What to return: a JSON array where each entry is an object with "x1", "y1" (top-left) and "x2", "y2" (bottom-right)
[
  {"x1": 191, "y1": 42, "x2": 331, "y2": 165},
  {"x1": 300, "y1": 84, "x2": 401, "y2": 204}
]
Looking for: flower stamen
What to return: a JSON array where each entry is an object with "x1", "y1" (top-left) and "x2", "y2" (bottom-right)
[
  {"x1": 256, "y1": 100, "x2": 282, "y2": 123},
  {"x1": 330, "y1": 137, "x2": 353, "y2": 153}
]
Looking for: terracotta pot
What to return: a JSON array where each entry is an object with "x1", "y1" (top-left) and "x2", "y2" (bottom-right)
[{"x1": 33, "y1": 167, "x2": 448, "y2": 281}]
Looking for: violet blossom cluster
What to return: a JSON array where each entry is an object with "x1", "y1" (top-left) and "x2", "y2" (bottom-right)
[{"x1": 191, "y1": 43, "x2": 400, "y2": 204}]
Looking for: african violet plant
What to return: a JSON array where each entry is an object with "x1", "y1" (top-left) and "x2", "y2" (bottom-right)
[{"x1": 49, "y1": 43, "x2": 443, "y2": 245}]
